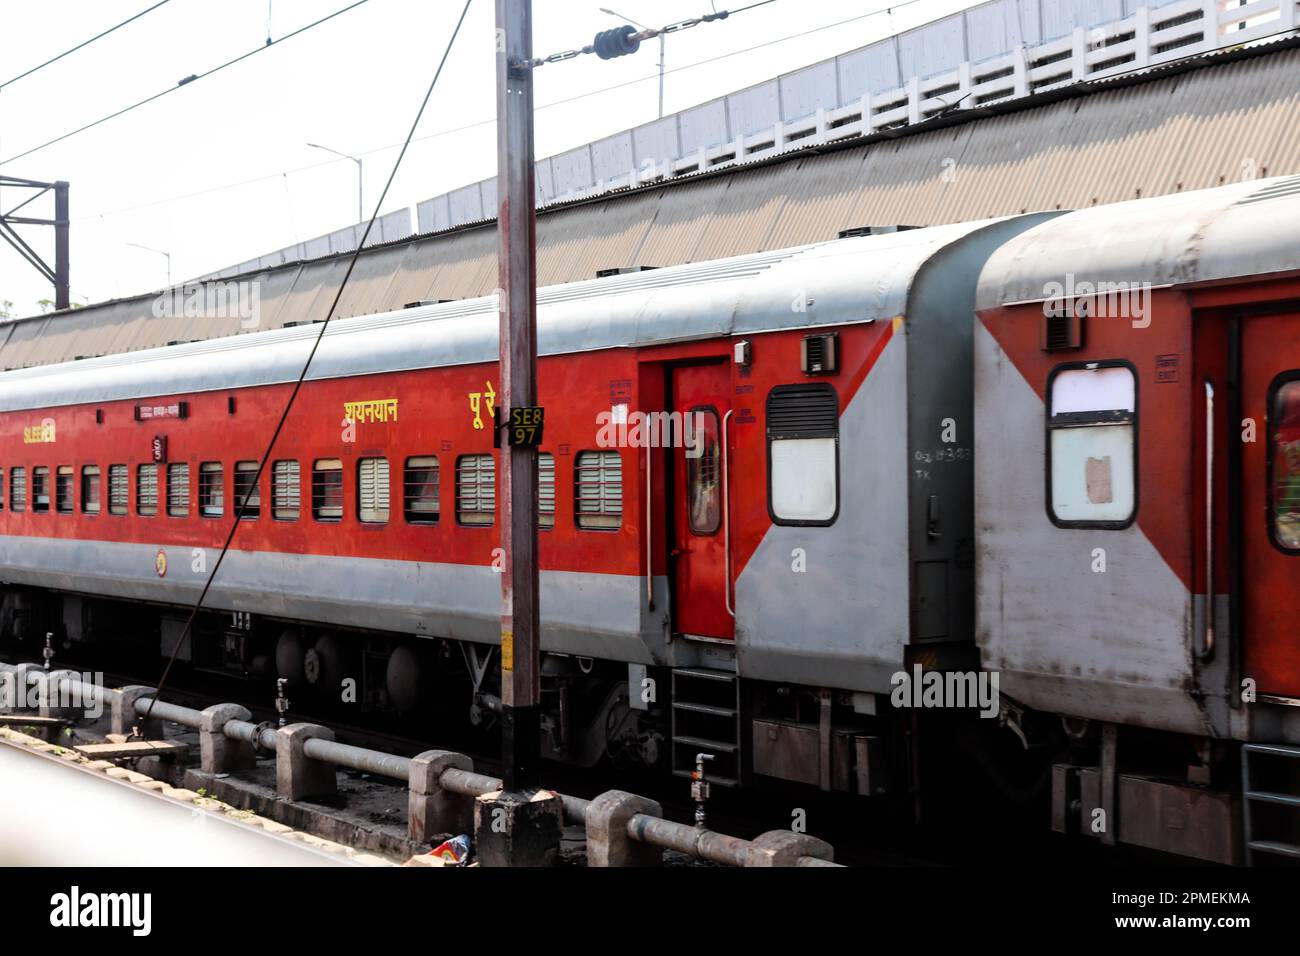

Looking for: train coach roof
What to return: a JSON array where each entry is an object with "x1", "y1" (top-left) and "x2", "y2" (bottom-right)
[
  {"x1": 0, "y1": 218, "x2": 1010, "y2": 412},
  {"x1": 975, "y1": 175, "x2": 1300, "y2": 311}
]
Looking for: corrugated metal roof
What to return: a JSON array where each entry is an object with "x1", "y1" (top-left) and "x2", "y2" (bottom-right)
[{"x1": 6, "y1": 38, "x2": 1300, "y2": 369}]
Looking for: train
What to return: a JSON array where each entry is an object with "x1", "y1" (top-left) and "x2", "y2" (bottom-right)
[{"x1": 0, "y1": 174, "x2": 1297, "y2": 864}]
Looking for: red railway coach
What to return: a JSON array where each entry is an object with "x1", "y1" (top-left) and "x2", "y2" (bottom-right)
[
  {"x1": 974, "y1": 175, "x2": 1300, "y2": 864},
  {"x1": 0, "y1": 214, "x2": 1049, "y2": 798}
]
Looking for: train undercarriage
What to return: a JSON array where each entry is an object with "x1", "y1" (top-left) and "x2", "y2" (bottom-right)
[
  {"x1": 6, "y1": 582, "x2": 1290, "y2": 865},
  {"x1": 0, "y1": 585, "x2": 913, "y2": 797}
]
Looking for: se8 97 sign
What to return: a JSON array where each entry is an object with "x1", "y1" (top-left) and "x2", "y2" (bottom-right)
[{"x1": 502, "y1": 406, "x2": 544, "y2": 448}]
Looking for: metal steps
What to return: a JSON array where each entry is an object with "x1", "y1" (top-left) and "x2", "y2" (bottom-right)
[
  {"x1": 672, "y1": 701, "x2": 736, "y2": 718},
  {"x1": 671, "y1": 668, "x2": 740, "y2": 788},
  {"x1": 1242, "y1": 742, "x2": 1300, "y2": 865},
  {"x1": 671, "y1": 734, "x2": 738, "y2": 754}
]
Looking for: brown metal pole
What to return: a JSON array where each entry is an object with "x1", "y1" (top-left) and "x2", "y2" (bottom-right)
[
  {"x1": 54, "y1": 181, "x2": 70, "y2": 311},
  {"x1": 496, "y1": 0, "x2": 540, "y2": 793}
]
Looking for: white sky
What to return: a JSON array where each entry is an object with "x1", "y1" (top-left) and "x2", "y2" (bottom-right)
[{"x1": 0, "y1": 0, "x2": 983, "y2": 314}]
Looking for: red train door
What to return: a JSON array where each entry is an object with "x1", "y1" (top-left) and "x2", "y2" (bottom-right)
[
  {"x1": 670, "y1": 363, "x2": 734, "y2": 641},
  {"x1": 1241, "y1": 312, "x2": 1300, "y2": 699}
]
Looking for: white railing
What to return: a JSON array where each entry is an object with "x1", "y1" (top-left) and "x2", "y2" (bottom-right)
[{"x1": 204, "y1": 0, "x2": 1299, "y2": 281}]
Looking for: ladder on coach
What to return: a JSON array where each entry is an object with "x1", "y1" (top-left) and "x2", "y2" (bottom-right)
[
  {"x1": 670, "y1": 668, "x2": 740, "y2": 788},
  {"x1": 1241, "y1": 742, "x2": 1300, "y2": 865}
]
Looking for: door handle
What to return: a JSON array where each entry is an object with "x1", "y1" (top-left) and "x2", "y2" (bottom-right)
[
  {"x1": 646, "y1": 444, "x2": 654, "y2": 611},
  {"x1": 1202, "y1": 379, "x2": 1215, "y2": 661},
  {"x1": 722, "y1": 409, "x2": 735, "y2": 619}
]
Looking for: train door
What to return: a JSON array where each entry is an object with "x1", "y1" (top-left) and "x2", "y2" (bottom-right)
[
  {"x1": 670, "y1": 362, "x2": 734, "y2": 641},
  {"x1": 1240, "y1": 312, "x2": 1300, "y2": 700}
]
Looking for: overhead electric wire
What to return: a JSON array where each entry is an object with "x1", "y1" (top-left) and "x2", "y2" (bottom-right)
[
  {"x1": 75, "y1": 0, "x2": 936, "y2": 223},
  {"x1": 528, "y1": 0, "x2": 779, "y2": 67},
  {"x1": 0, "y1": 0, "x2": 176, "y2": 92},
  {"x1": 138, "y1": 0, "x2": 475, "y2": 733},
  {"x1": 0, "y1": 0, "x2": 373, "y2": 167}
]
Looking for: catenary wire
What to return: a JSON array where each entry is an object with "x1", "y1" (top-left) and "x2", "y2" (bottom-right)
[
  {"x1": 0, "y1": 0, "x2": 373, "y2": 167},
  {"x1": 0, "y1": 0, "x2": 176, "y2": 92}
]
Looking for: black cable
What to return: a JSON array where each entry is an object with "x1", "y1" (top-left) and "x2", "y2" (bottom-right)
[
  {"x1": 0, "y1": 0, "x2": 373, "y2": 167},
  {"x1": 0, "y1": 0, "x2": 176, "y2": 92},
  {"x1": 534, "y1": 0, "x2": 781, "y2": 66},
  {"x1": 138, "y1": 0, "x2": 475, "y2": 734}
]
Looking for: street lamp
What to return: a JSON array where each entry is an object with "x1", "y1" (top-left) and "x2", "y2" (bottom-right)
[
  {"x1": 307, "y1": 142, "x2": 364, "y2": 224},
  {"x1": 600, "y1": 7, "x2": 666, "y2": 118},
  {"x1": 126, "y1": 242, "x2": 171, "y2": 288}
]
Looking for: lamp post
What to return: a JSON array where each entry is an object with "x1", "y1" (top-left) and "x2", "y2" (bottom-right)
[
  {"x1": 600, "y1": 7, "x2": 665, "y2": 117},
  {"x1": 126, "y1": 241, "x2": 171, "y2": 288},
  {"x1": 307, "y1": 142, "x2": 364, "y2": 223}
]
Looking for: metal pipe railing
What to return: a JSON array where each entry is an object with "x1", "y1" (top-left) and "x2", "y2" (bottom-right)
[
  {"x1": 2, "y1": 659, "x2": 843, "y2": 866},
  {"x1": 626, "y1": 813, "x2": 751, "y2": 867},
  {"x1": 134, "y1": 697, "x2": 202, "y2": 729},
  {"x1": 440, "y1": 767, "x2": 501, "y2": 797},
  {"x1": 302, "y1": 738, "x2": 411, "y2": 781},
  {"x1": 2, "y1": 665, "x2": 109, "y2": 711}
]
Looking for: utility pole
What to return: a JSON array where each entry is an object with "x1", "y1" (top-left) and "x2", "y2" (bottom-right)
[
  {"x1": 496, "y1": 0, "x2": 541, "y2": 797},
  {"x1": 475, "y1": 0, "x2": 562, "y2": 867},
  {"x1": 0, "y1": 176, "x2": 69, "y2": 311}
]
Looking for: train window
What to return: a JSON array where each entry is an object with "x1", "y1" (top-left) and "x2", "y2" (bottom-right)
[
  {"x1": 81, "y1": 465, "x2": 101, "y2": 515},
  {"x1": 234, "y1": 461, "x2": 260, "y2": 519},
  {"x1": 167, "y1": 463, "x2": 190, "y2": 517},
  {"x1": 272, "y1": 460, "x2": 300, "y2": 520},
  {"x1": 199, "y1": 462, "x2": 224, "y2": 518},
  {"x1": 108, "y1": 466, "x2": 128, "y2": 515},
  {"x1": 312, "y1": 459, "x2": 343, "y2": 522},
  {"x1": 56, "y1": 466, "x2": 74, "y2": 513},
  {"x1": 357, "y1": 457, "x2": 390, "y2": 524},
  {"x1": 767, "y1": 384, "x2": 839, "y2": 526},
  {"x1": 403, "y1": 456, "x2": 439, "y2": 524},
  {"x1": 136, "y1": 464, "x2": 158, "y2": 516},
  {"x1": 539, "y1": 452, "x2": 555, "y2": 529},
  {"x1": 1048, "y1": 363, "x2": 1136, "y2": 527},
  {"x1": 686, "y1": 409, "x2": 721, "y2": 534},
  {"x1": 1270, "y1": 377, "x2": 1300, "y2": 551},
  {"x1": 575, "y1": 450, "x2": 622, "y2": 530},
  {"x1": 10, "y1": 468, "x2": 25, "y2": 512},
  {"x1": 456, "y1": 454, "x2": 495, "y2": 526},
  {"x1": 32, "y1": 467, "x2": 50, "y2": 513}
]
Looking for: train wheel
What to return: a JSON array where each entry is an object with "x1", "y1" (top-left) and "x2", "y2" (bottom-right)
[
  {"x1": 385, "y1": 644, "x2": 425, "y2": 713},
  {"x1": 274, "y1": 628, "x2": 307, "y2": 688},
  {"x1": 308, "y1": 633, "x2": 358, "y2": 704}
]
